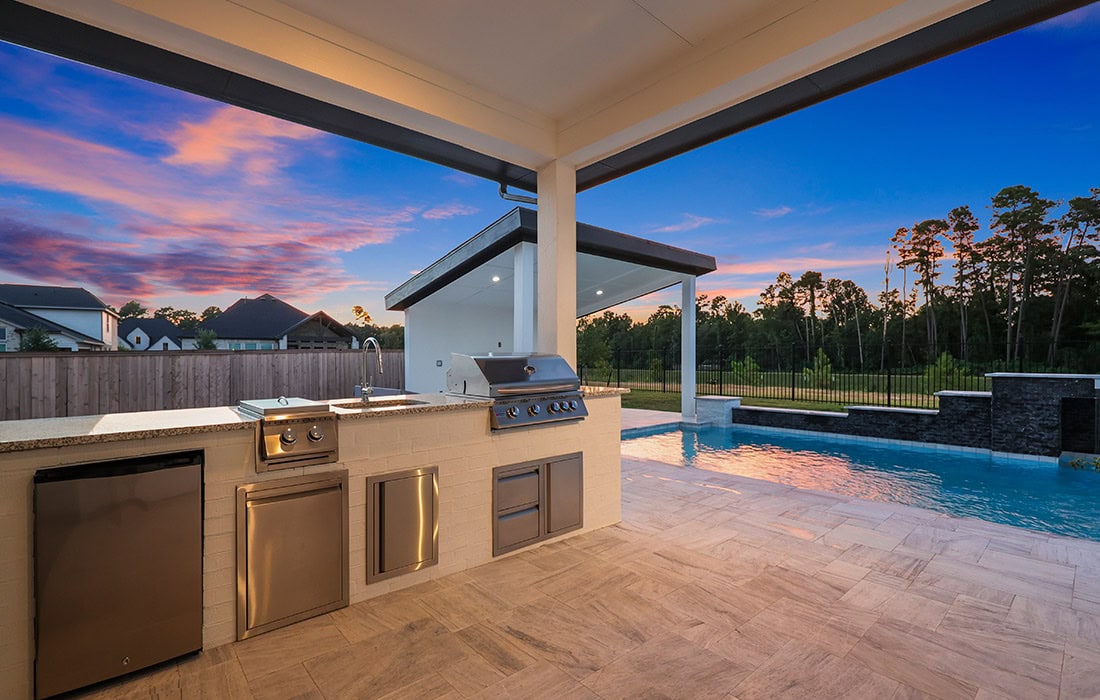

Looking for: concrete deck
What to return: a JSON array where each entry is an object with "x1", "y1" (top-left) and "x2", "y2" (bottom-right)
[{"x1": 68, "y1": 451, "x2": 1100, "y2": 699}]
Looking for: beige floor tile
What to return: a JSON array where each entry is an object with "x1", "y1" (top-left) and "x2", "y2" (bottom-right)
[
  {"x1": 416, "y1": 581, "x2": 511, "y2": 632},
  {"x1": 733, "y1": 639, "x2": 899, "y2": 699},
  {"x1": 584, "y1": 631, "x2": 752, "y2": 700},
  {"x1": 71, "y1": 661, "x2": 182, "y2": 700},
  {"x1": 377, "y1": 673, "x2": 462, "y2": 700},
  {"x1": 234, "y1": 616, "x2": 349, "y2": 682},
  {"x1": 847, "y1": 618, "x2": 980, "y2": 700},
  {"x1": 737, "y1": 564, "x2": 850, "y2": 608},
  {"x1": 704, "y1": 618, "x2": 791, "y2": 669},
  {"x1": 179, "y1": 650, "x2": 252, "y2": 699},
  {"x1": 661, "y1": 580, "x2": 770, "y2": 633},
  {"x1": 247, "y1": 664, "x2": 322, "y2": 700},
  {"x1": 837, "y1": 543, "x2": 929, "y2": 581},
  {"x1": 1061, "y1": 641, "x2": 1100, "y2": 700},
  {"x1": 470, "y1": 661, "x2": 600, "y2": 700},
  {"x1": 455, "y1": 621, "x2": 539, "y2": 676},
  {"x1": 748, "y1": 596, "x2": 880, "y2": 656},
  {"x1": 303, "y1": 618, "x2": 471, "y2": 699},
  {"x1": 435, "y1": 650, "x2": 507, "y2": 697}
]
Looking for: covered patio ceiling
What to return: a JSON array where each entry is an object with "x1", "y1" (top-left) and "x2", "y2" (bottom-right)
[
  {"x1": 385, "y1": 207, "x2": 716, "y2": 317},
  {"x1": 1, "y1": 0, "x2": 1091, "y2": 192}
]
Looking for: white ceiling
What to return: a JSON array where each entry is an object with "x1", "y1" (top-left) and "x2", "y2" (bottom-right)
[
  {"x1": 24, "y1": 0, "x2": 985, "y2": 170},
  {"x1": 420, "y1": 247, "x2": 684, "y2": 316}
]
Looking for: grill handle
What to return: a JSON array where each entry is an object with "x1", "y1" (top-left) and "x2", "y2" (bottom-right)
[{"x1": 493, "y1": 382, "x2": 577, "y2": 395}]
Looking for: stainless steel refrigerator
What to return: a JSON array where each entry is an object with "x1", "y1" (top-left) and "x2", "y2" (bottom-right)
[{"x1": 34, "y1": 451, "x2": 203, "y2": 699}]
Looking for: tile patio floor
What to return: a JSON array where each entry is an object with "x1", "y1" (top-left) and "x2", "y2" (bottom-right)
[{"x1": 74, "y1": 454, "x2": 1100, "y2": 699}]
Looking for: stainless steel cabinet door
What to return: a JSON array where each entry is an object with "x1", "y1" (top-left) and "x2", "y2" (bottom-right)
[
  {"x1": 244, "y1": 484, "x2": 345, "y2": 631},
  {"x1": 546, "y1": 455, "x2": 583, "y2": 535},
  {"x1": 367, "y1": 466, "x2": 439, "y2": 583}
]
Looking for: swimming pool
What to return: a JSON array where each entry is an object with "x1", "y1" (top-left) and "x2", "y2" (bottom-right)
[{"x1": 621, "y1": 425, "x2": 1100, "y2": 541}]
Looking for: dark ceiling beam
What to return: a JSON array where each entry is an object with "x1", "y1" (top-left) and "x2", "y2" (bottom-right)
[{"x1": 575, "y1": 0, "x2": 1097, "y2": 191}]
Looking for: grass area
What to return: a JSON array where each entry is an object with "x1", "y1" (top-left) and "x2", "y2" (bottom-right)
[{"x1": 619, "y1": 389, "x2": 848, "y2": 413}]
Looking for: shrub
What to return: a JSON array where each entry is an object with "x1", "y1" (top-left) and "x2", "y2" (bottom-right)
[
  {"x1": 802, "y1": 348, "x2": 833, "y2": 388},
  {"x1": 924, "y1": 351, "x2": 973, "y2": 392},
  {"x1": 729, "y1": 355, "x2": 761, "y2": 386}
]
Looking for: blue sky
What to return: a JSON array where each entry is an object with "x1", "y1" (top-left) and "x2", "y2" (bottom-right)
[{"x1": 0, "y1": 5, "x2": 1097, "y2": 325}]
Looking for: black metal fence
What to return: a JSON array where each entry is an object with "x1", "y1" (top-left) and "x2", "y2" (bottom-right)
[{"x1": 579, "y1": 342, "x2": 1099, "y2": 410}]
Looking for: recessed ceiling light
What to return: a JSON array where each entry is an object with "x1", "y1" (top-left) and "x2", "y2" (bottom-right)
[
  {"x1": 491, "y1": 275, "x2": 501, "y2": 283},
  {"x1": 596, "y1": 289, "x2": 604, "y2": 296}
]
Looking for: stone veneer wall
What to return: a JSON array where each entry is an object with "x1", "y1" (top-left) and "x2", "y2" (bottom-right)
[
  {"x1": 0, "y1": 395, "x2": 623, "y2": 700},
  {"x1": 989, "y1": 375, "x2": 1097, "y2": 456},
  {"x1": 732, "y1": 375, "x2": 1100, "y2": 457}
]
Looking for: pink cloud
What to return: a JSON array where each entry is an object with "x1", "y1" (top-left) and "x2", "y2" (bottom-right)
[
  {"x1": 651, "y1": 213, "x2": 723, "y2": 233},
  {"x1": 422, "y1": 202, "x2": 479, "y2": 220},
  {"x1": 753, "y1": 206, "x2": 792, "y2": 219},
  {"x1": 162, "y1": 106, "x2": 321, "y2": 184}
]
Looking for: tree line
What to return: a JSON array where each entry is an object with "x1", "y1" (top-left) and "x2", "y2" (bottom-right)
[{"x1": 578, "y1": 184, "x2": 1100, "y2": 373}]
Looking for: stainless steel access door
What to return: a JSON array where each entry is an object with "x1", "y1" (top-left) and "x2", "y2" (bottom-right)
[
  {"x1": 34, "y1": 452, "x2": 203, "y2": 700},
  {"x1": 367, "y1": 466, "x2": 439, "y2": 584},
  {"x1": 237, "y1": 471, "x2": 348, "y2": 640}
]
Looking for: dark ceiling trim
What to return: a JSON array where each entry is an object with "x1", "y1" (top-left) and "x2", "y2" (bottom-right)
[
  {"x1": 385, "y1": 207, "x2": 717, "y2": 311},
  {"x1": 0, "y1": 0, "x2": 538, "y2": 191},
  {"x1": 575, "y1": 0, "x2": 1096, "y2": 191}
]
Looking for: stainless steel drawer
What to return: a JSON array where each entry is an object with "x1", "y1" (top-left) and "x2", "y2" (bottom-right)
[
  {"x1": 237, "y1": 471, "x2": 348, "y2": 640},
  {"x1": 495, "y1": 507, "x2": 540, "y2": 550},
  {"x1": 495, "y1": 470, "x2": 540, "y2": 511}
]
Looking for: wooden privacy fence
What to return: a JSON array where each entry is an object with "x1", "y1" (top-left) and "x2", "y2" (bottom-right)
[{"x1": 0, "y1": 349, "x2": 405, "y2": 421}]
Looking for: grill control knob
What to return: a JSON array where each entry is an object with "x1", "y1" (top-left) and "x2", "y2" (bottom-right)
[
  {"x1": 307, "y1": 425, "x2": 325, "y2": 442},
  {"x1": 528, "y1": 404, "x2": 541, "y2": 416},
  {"x1": 549, "y1": 402, "x2": 560, "y2": 413},
  {"x1": 569, "y1": 400, "x2": 579, "y2": 410},
  {"x1": 279, "y1": 428, "x2": 297, "y2": 445},
  {"x1": 505, "y1": 406, "x2": 519, "y2": 419}
]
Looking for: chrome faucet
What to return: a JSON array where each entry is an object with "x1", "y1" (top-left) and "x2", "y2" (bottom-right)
[{"x1": 356, "y1": 336, "x2": 383, "y2": 401}]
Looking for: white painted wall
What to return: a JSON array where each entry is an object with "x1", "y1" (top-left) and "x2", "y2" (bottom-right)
[
  {"x1": 405, "y1": 299, "x2": 513, "y2": 393},
  {"x1": 32, "y1": 309, "x2": 104, "y2": 341}
]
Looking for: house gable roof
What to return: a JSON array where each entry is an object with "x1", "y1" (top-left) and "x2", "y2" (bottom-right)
[
  {"x1": 284, "y1": 311, "x2": 355, "y2": 339},
  {"x1": 186, "y1": 293, "x2": 308, "y2": 340},
  {"x1": 0, "y1": 283, "x2": 115, "y2": 313},
  {"x1": 120, "y1": 317, "x2": 181, "y2": 345},
  {"x1": 0, "y1": 301, "x2": 106, "y2": 346}
]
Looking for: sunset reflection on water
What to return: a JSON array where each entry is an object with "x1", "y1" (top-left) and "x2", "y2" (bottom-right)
[{"x1": 620, "y1": 427, "x2": 1100, "y2": 541}]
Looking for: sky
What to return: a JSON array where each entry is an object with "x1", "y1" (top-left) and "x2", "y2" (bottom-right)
[{"x1": 0, "y1": 5, "x2": 1098, "y2": 326}]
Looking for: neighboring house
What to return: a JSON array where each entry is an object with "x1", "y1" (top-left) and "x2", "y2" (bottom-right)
[
  {"x1": 179, "y1": 293, "x2": 356, "y2": 350},
  {"x1": 0, "y1": 284, "x2": 119, "y2": 351},
  {"x1": 119, "y1": 317, "x2": 182, "y2": 351}
]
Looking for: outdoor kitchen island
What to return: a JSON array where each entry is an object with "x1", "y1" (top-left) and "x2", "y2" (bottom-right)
[{"x1": 0, "y1": 387, "x2": 625, "y2": 700}]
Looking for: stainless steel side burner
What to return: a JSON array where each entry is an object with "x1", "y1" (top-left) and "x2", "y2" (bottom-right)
[
  {"x1": 446, "y1": 354, "x2": 588, "y2": 430},
  {"x1": 238, "y1": 397, "x2": 338, "y2": 471}
]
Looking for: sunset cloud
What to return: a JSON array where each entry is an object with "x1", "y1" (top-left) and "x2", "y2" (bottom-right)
[
  {"x1": 753, "y1": 205, "x2": 793, "y2": 219},
  {"x1": 162, "y1": 106, "x2": 321, "y2": 184},
  {"x1": 651, "y1": 213, "x2": 723, "y2": 233},
  {"x1": 715, "y1": 256, "x2": 884, "y2": 277},
  {"x1": 422, "y1": 202, "x2": 479, "y2": 220}
]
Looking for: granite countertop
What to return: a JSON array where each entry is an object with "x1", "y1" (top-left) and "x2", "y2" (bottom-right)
[
  {"x1": 0, "y1": 406, "x2": 255, "y2": 454},
  {"x1": 0, "y1": 387, "x2": 625, "y2": 453},
  {"x1": 326, "y1": 393, "x2": 492, "y2": 420}
]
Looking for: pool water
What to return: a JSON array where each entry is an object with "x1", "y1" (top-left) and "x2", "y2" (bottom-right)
[{"x1": 621, "y1": 426, "x2": 1100, "y2": 541}]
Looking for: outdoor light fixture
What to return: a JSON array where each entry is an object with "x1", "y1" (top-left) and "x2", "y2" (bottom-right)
[
  {"x1": 491, "y1": 275, "x2": 501, "y2": 283},
  {"x1": 596, "y1": 290, "x2": 604, "y2": 295}
]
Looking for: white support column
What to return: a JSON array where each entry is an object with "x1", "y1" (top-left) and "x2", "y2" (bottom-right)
[
  {"x1": 681, "y1": 275, "x2": 697, "y2": 421},
  {"x1": 536, "y1": 159, "x2": 577, "y2": 367},
  {"x1": 513, "y1": 241, "x2": 537, "y2": 353}
]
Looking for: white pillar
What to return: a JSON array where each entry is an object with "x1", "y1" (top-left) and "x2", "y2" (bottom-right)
[
  {"x1": 513, "y1": 241, "x2": 537, "y2": 353},
  {"x1": 536, "y1": 159, "x2": 577, "y2": 367},
  {"x1": 681, "y1": 275, "x2": 697, "y2": 421}
]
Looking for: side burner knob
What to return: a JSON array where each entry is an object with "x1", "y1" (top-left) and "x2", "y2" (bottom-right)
[
  {"x1": 307, "y1": 425, "x2": 325, "y2": 442},
  {"x1": 279, "y1": 428, "x2": 297, "y2": 445}
]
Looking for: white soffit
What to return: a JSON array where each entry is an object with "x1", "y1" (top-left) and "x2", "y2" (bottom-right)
[
  {"x1": 418, "y1": 248, "x2": 684, "y2": 317},
  {"x1": 20, "y1": 0, "x2": 985, "y2": 170}
]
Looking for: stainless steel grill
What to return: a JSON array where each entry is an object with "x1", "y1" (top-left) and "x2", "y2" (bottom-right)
[
  {"x1": 446, "y1": 353, "x2": 588, "y2": 429},
  {"x1": 238, "y1": 397, "x2": 339, "y2": 471}
]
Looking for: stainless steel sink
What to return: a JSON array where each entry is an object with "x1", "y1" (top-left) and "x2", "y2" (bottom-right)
[{"x1": 330, "y1": 398, "x2": 427, "y2": 410}]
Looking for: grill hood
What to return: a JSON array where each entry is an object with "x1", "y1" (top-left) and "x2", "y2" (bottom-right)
[{"x1": 447, "y1": 353, "x2": 580, "y2": 398}]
